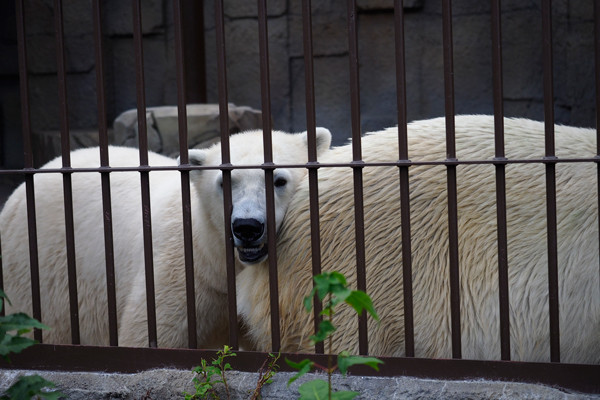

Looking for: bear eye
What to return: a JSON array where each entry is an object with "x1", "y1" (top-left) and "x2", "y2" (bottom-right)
[{"x1": 274, "y1": 177, "x2": 287, "y2": 188}]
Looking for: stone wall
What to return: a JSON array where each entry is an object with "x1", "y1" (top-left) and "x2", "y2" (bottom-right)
[
  {"x1": 1, "y1": 369, "x2": 596, "y2": 399},
  {"x1": 0, "y1": 0, "x2": 595, "y2": 167}
]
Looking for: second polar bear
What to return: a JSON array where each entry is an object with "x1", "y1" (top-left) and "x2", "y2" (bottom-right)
[
  {"x1": 237, "y1": 115, "x2": 599, "y2": 364},
  {"x1": 1, "y1": 127, "x2": 331, "y2": 348}
]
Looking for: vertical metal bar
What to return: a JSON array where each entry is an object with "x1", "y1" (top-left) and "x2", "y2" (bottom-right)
[
  {"x1": 394, "y1": 0, "x2": 414, "y2": 358},
  {"x1": 173, "y1": 0, "x2": 198, "y2": 350},
  {"x1": 347, "y1": 0, "x2": 368, "y2": 355},
  {"x1": 181, "y1": 0, "x2": 206, "y2": 103},
  {"x1": 257, "y1": 0, "x2": 281, "y2": 352},
  {"x1": 92, "y1": 0, "x2": 118, "y2": 347},
  {"x1": 595, "y1": 0, "x2": 600, "y2": 284},
  {"x1": 302, "y1": 0, "x2": 324, "y2": 355},
  {"x1": 132, "y1": 0, "x2": 157, "y2": 348},
  {"x1": 491, "y1": 0, "x2": 511, "y2": 361},
  {"x1": 0, "y1": 233, "x2": 4, "y2": 317},
  {"x1": 442, "y1": 0, "x2": 461, "y2": 359},
  {"x1": 16, "y1": 0, "x2": 42, "y2": 342},
  {"x1": 54, "y1": 0, "x2": 80, "y2": 346},
  {"x1": 214, "y1": 0, "x2": 238, "y2": 350},
  {"x1": 541, "y1": 0, "x2": 560, "y2": 363}
]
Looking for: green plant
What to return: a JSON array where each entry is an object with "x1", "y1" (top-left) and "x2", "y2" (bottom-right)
[
  {"x1": 184, "y1": 345, "x2": 237, "y2": 400},
  {"x1": 0, "y1": 289, "x2": 63, "y2": 400},
  {"x1": 286, "y1": 272, "x2": 383, "y2": 400},
  {"x1": 249, "y1": 352, "x2": 280, "y2": 400}
]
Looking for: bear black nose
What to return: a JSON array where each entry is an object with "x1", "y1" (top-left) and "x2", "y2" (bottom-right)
[{"x1": 232, "y1": 218, "x2": 265, "y2": 243}]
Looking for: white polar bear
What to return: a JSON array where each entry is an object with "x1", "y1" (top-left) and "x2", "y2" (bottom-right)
[
  {"x1": 0, "y1": 127, "x2": 331, "y2": 348},
  {"x1": 237, "y1": 115, "x2": 600, "y2": 364}
]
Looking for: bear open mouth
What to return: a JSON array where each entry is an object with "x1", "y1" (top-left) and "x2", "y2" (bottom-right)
[{"x1": 236, "y1": 244, "x2": 268, "y2": 264}]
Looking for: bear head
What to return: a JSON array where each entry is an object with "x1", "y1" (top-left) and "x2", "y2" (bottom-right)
[{"x1": 181, "y1": 127, "x2": 331, "y2": 265}]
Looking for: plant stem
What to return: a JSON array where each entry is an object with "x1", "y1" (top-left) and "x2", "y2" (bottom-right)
[{"x1": 328, "y1": 294, "x2": 333, "y2": 400}]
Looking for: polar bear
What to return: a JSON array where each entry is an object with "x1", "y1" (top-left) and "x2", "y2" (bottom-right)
[
  {"x1": 0, "y1": 127, "x2": 331, "y2": 348},
  {"x1": 237, "y1": 115, "x2": 600, "y2": 364}
]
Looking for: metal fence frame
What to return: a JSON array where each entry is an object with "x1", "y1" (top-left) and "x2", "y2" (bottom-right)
[{"x1": 0, "y1": 0, "x2": 599, "y2": 394}]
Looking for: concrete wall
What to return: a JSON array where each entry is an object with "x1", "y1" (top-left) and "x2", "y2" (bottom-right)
[
  {"x1": 0, "y1": 0, "x2": 596, "y2": 168},
  {"x1": 1, "y1": 369, "x2": 597, "y2": 399}
]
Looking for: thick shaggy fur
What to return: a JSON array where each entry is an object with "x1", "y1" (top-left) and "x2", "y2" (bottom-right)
[
  {"x1": 237, "y1": 115, "x2": 600, "y2": 363},
  {"x1": 1, "y1": 128, "x2": 331, "y2": 348},
  {"x1": 1, "y1": 146, "x2": 177, "y2": 345}
]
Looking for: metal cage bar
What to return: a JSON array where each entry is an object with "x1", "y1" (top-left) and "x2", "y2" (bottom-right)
[
  {"x1": 302, "y1": 0, "x2": 325, "y2": 355},
  {"x1": 132, "y1": 0, "x2": 158, "y2": 348},
  {"x1": 491, "y1": 0, "x2": 511, "y2": 361},
  {"x1": 346, "y1": 0, "x2": 369, "y2": 356},
  {"x1": 92, "y1": 0, "x2": 119, "y2": 347},
  {"x1": 214, "y1": 0, "x2": 239, "y2": 350},
  {"x1": 393, "y1": 0, "x2": 415, "y2": 358},
  {"x1": 15, "y1": 0, "x2": 43, "y2": 343},
  {"x1": 53, "y1": 0, "x2": 81, "y2": 346},
  {"x1": 441, "y1": 0, "x2": 462, "y2": 360},
  {"x1": 257, "y1": 0, "x2": 281, "y2": 352},
  {"x1": 595, "y1": 0, "x2": 600, "y2": 286},
  {"x1": 173, "y1": 0, "x2": 198, "y2": 350},
  {"x1": 541, "y1": 0, "x2": 560, "y2": 363}
]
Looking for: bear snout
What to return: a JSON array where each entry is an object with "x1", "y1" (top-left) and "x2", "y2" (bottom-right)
[{"x1": 232, "y1": 218, "x2": 265, "y2": 245}]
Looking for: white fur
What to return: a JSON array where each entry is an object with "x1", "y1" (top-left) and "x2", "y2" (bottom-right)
[
  {"x1": 1, "y1": 146, "x2": 176, "y2": 345},
  {"x1": 237, "y1": 115, "x2": 600, "y2": 363},
  {"x1": 0, "y1": 127, "x2": 332, "y2": 348},
  {"x1": 119, "y1": 128, "x2": 330, "y2": 347}
]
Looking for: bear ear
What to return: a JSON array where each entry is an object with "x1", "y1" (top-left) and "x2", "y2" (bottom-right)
[
  {"x1": 301, "y1": 127, "x2": 332, "y2": 156},
  {"x1": 178, "y1": 149, "x2": 208, "y2": 166}
]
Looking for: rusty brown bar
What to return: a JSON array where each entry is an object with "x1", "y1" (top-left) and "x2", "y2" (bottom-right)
[
  {"x1": 597, "y1": 0, "x2": 600, "y2": 141},
  {"x1": 346, "y1": 0, "x2": 369, "y2": 356},
  {"x1": 541, "y1": 0, "x2": 560, "y2": 363},
  {"x1": 16, "y1": 0, "x2": 42, "y2": 342},
  {"x1": 181, "y1": 0, "x2": 206, "y2": 104},
  {"x1": 596, "y1": 0, "x2": 600, "y2": 280},
  {"x1": 0, "y1": 233, "x2": 4, "y2": 317},
  {"x1": 4, "y1": 345, "x2": 599, "y2": 393},
  {"x1": 442, "y1": 0, "x2": 461, "y2": 359},
  {"x1": 394, "y1": 0, "x2": 414, "y2": 358},
  {"x1": 214, "y1": 0, "x2": 238, "y2": 350},
  {"x1": 302, "y1": 0, "x2": 324, "y2": 355},
  {"x1": 92, "y1": 0, "x2": 118, "y2": 346},
  {"x1": 132, "y1": 0, "x2": 158, "y2": 348},
  {"x1": 54, "y1": 0, "x2": 80, "y2": 346},
  {"x1": 173, "y1": 0, "x2": 198, "y2": 350},
  {"x1": 491, "y1": 0, "x2": 510, "y2": 361},
  {"x1": 257, "y1": 0, "x2": 281, "y2": 352}
]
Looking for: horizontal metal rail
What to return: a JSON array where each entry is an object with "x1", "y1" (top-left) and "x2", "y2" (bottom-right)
[
  {"x1": 0, "y1": 344, "x2": 598, "y2": 393},
  {"x1": 1, "y1": 156, "x2": 599, "y2": 176}
]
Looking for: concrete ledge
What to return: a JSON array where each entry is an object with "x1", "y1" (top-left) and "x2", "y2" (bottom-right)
[{"x1": 1, "y1": 369, "x2": 597, "y2": 399}]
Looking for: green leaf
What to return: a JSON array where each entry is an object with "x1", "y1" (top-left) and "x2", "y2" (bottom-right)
[
  {"x1": 0, "y1": 335, "x2": 38, "y2": 357},
  {"x1": 285, "y1": 358, "x2": 314, "y2": 386},
  {"x1": 337, "y1": 351, "x2": 384, "y2": 375},
  {"x1": 0, "y1": 289, "x2": 9, "y2": 314},
  {"x1": 328, "y1": 271, "x2": 347, "y2": 286},
  {"x1": 0, "y1": 313, "x2": 50, "y2": 333},
  {"x1": 345, "y1": 291, "x2": 379, "y2": 321},
  {"x1": 330, "y1": 287, "x2": 352, "y2": 308},
  {"x1": 313, "y1": 275, "x2": 332, "y2": 302},
  {"x1": 304, "y1": 287, "x2": 318, "y2": 312},
  {"x1": 1, "y1": 374, "x2": 64, "y2": 400},
  {"x1": 309, "y1": 320, "x2": 336, "y2": 344},
  {"x1": 331, "y1": 391, "x2": 360, "y2": 400},
  {"x1": 297, "y1": 379, "x2": 329, "y2": 400}
]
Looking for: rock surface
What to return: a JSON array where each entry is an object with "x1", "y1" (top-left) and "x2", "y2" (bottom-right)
[{"x1": 1, "y1": 369, "x2": 597, "y2": 400}]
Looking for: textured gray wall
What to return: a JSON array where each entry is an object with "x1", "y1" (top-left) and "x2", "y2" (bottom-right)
[{"x1": 0, "y1": 0, "x2": 596, "y2": 165}]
